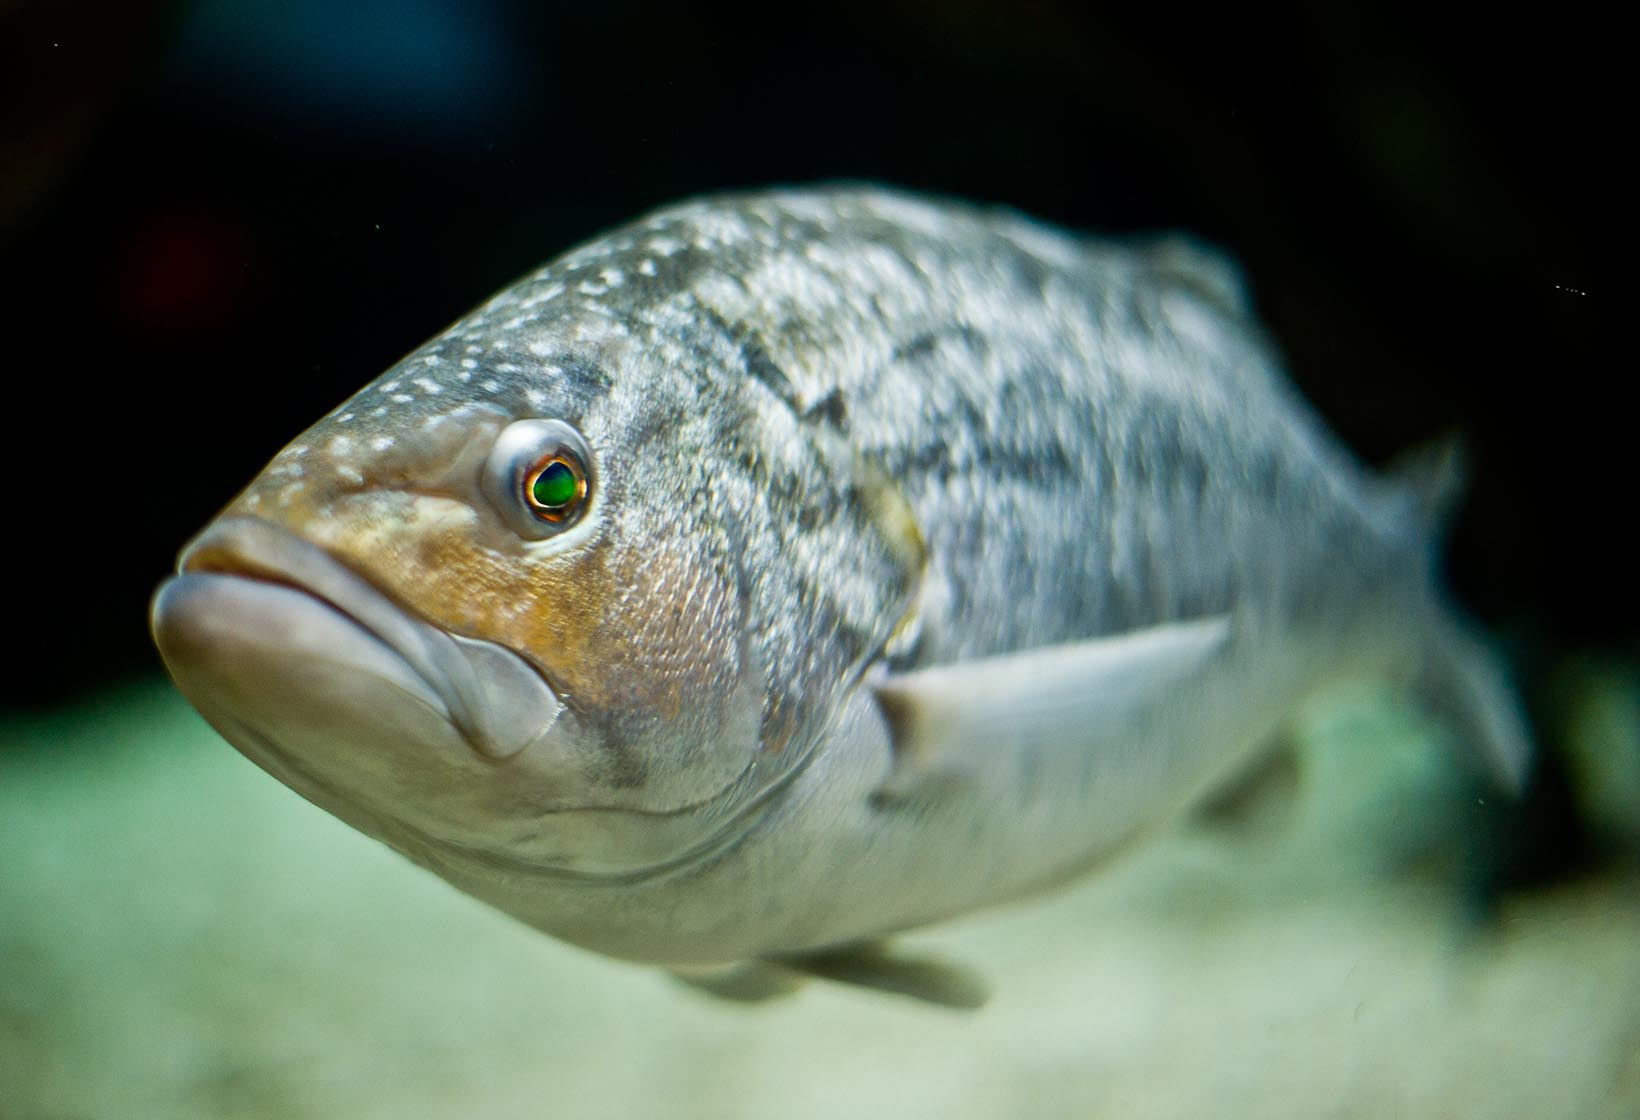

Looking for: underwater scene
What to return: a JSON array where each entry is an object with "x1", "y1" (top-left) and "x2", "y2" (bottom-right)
[
  {"x1": 2, "y1": 2, "x2": 1633, "y2": 1117},
  {"x1": 3, "y1": 675, "x2": 1638, "y2": 1118}
]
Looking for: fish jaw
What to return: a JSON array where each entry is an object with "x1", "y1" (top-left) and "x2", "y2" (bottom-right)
[
  {"x1": 149, "y1": 516, "x2": 785, "y2": 882},
  {"x1": 151, "y1": 569, "x2": 472, "y2": 824},
  {"x1": 167, "y1": 516, "x2": 564, "y2": 762},
  {"x1": 150, "y1": 517, "x2": 586, "y2": 842}
]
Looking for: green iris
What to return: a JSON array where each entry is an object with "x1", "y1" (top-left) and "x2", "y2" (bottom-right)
[{"x1": 531, "y1": 459, "x2": 579, "y2": 509}]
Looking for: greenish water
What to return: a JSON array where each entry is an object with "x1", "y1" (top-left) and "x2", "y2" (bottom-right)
[{"x1": 2, "y1": 677, "x2": 1636, "y2": 1119}]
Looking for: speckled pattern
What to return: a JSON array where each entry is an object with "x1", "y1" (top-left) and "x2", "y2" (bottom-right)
[
  {"x1": 237, "y1": 187, "x2": 1417, "y2": 745},
  {"x1": 155, "y1": 187, "x2": 1523, "y2": 970}
]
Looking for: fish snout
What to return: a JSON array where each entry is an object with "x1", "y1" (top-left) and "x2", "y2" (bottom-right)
[{"x1": 157, "y1": 516, "x2": 564, "y2": 764}]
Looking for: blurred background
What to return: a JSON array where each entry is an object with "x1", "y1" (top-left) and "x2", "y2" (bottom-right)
[
  {"x1": 1, "y1": 2, "x2": 1635, "y2": 1116},
  {"x1": 1, "y1": 0, "x2": 1631, "y2": 706}
]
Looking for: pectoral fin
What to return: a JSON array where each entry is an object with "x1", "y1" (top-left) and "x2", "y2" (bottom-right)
[{"x1": 871, "y1": 616, "x2": 1232, "y2": 798}]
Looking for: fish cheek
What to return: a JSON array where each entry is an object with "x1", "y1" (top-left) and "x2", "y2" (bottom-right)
[
  {"x1": 419, "y1": 522, "x2": 755, "y2": 805},
  {"x1": 395, "y1": 529, "x2": 615, "y2": 707},
  {"x1": 541, "y1": 527, "x2": 760, "y2": 803},
  {"x1": 293, "y1": 502, "x2": 757, "y2": 808}
]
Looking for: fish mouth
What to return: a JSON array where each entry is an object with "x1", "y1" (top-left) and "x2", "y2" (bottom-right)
[
  {"x1": 151, "y1": 518, "x2": 812, "y2": 884},
  {"x1": 153, "y1": 516, "x2": 563, "y2": 762}
]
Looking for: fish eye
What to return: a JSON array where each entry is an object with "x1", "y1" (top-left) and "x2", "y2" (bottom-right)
[
  {"x1": 483, "y1": 419, "x2": 595, "y2": 538},
  {"x1": 526, "y1": 456, "x2": 584, "y2": 518}
]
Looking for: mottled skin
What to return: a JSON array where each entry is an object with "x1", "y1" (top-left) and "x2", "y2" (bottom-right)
[{"x1": 155, "y1": 187, "x2": 1515, "y2": 973}]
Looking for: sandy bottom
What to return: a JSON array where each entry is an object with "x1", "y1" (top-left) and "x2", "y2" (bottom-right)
[{"x1": 2, "y1": 678, "x2": 1636, "y2": 1119}]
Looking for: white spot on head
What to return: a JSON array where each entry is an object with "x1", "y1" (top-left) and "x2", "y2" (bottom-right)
[
  {"x1": 480, "y1": 380, "x2": 500, "y2": 393},
  {"x1": 379, "y1": 380, "x2": 400, "y2": 393},
  {"x1": 391, "y1": 393, "x2": 414, "y2": 403},
  {"x1": 528, "y1": 339, "x2": 552, "y2": 357},
  {"x1": 413, "y1": 377, "x2": 443, "y2": 394},
  {"x1": 336, "y1": 412, "x2": 355, "y2": 424},
  {"x1": 461, "y1": 358, "x2": 479, "y2": 370},
  {"x1": 638, "y1": 258, "x2": 657, "y2": 277},
  {"x1": 521, "y1": 282, "x2": 565, "y2": 310},
  {"x1": 370, "y1": 435, "x2": 395, "y2": 452}
]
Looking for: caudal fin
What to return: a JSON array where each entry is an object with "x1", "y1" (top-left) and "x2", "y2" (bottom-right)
[
  {"x1": 1387, "y1": 434, "x2": 1532, "y2": 792},
  {"x1": 1414, "y1": 610, "x2": 1533, "y2": 794}
]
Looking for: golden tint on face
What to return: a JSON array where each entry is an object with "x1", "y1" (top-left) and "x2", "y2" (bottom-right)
[{"x1": 223, "y1": 466, "x2": 747, "y2": 746}]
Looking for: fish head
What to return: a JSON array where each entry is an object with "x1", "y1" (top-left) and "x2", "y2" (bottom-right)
[{"x1": 152, "y1": 326, "x2": 778, "y2": 881}]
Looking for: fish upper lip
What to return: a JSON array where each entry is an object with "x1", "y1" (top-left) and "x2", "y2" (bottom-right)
[{"x1": 175, "y1": 516, "x2": 563, "y2": 761}]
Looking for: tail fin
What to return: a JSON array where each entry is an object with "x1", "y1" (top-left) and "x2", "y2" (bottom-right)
[
  {"x1": 1389, "y1": 434, "x2": 1533, "y2": 793},
  {"x1": 1414, "y1": 611, "x2": 1533, "y2": 793}
]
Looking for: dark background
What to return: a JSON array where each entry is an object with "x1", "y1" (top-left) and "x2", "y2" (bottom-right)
[{"x1": 1, "y1": 0, "x2": 1630, "y2": 712}]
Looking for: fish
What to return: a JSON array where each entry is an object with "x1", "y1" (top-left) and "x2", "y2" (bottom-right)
[{"x1": 151, "y1": 186, "x2": 1530, "y2": 1008}]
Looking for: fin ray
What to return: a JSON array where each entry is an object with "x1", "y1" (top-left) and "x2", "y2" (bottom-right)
[{"x1": 872, "y1": 616, "x2": 1232, "y2": 798}]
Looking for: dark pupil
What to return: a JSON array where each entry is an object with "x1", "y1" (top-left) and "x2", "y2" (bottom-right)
[{"x1": 532, "y1": 460, "x2": 578, "y2": 508}]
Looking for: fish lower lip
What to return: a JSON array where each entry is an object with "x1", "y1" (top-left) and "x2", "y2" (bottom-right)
[{"x1": 169, "y1": 516, "x2": 562, "y2": 760}]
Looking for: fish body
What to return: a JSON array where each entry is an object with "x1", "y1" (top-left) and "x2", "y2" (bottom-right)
[{"x1": 152, "y1": 187, "x2": 1527, "y2": 1002}]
